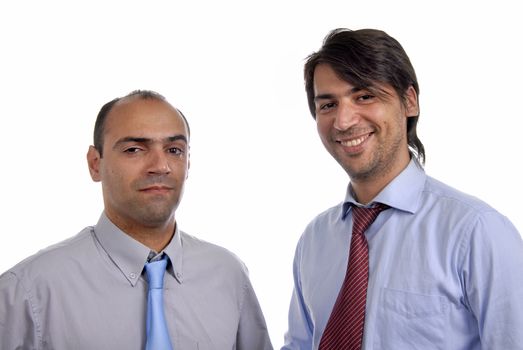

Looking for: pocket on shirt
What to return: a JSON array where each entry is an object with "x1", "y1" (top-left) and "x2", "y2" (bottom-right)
[{"x1": 373, "y1": 287, "x2": 449, "y2": 350}]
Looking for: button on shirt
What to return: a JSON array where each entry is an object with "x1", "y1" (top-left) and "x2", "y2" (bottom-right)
[
  {"x1": 0, "y1": 214, "x2": 273, "y2": 350},
  {"x1": 283, "y1": 159, "x2": 523, "y2": 350}
]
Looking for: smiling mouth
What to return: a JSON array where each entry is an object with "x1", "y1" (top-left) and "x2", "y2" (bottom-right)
[{"x1": 337, "y1": 133, "x2": 371, "y2": 147}]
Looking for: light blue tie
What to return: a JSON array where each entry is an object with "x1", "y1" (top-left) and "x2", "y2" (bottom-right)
[{"x1": 145, "y1": 255, "x2": 173, "y2": 350}]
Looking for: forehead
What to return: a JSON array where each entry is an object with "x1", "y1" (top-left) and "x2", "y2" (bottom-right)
[
  {"x1": 313, "y1": 64, "x2": 356, "y2": 92},
  {"x1": 313, "y1": 63, "x2": 398, "y2": 99},
  {"x1": 104, "y1": 97, "x2": 188, "y2": 140}
]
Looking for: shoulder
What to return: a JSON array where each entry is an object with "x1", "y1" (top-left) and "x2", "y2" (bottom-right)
[
  {"x1": 291, "y1": 201, "x2": 346, "y2": 257},
  {"x1": 422, "y1": 176, "x2": 521, "y2": 244},
  {"x1": 305, "y1": 202, "x2": 344, "y2": 231},
  {"x1": 421, "y1": 175, "x2": 510, "y2": 227},
  {"x1": 423, "y1": 176, "x2": 495, "y2": 214},
  {"x1": 1, "y1": 227, "x2": 96, "y2": 285},
  {"x1": 178, "y1": 230, "x2": 249, "y2": 275}
]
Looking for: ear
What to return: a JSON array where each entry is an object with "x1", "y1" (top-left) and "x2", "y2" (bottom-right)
[
  {"x1": 404, "y1": 85, "x2": 419, "y2": 117},
  {"x1": 87, "y1": 146, "x2": 102, "y2": 182}
]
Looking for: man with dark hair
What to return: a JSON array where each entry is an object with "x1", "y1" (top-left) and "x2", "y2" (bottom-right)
[
  {"x1": 0, "y1": 90, "x2": 273, "y2": 349},
  {"x1": 283, "y1": 28, "x2": 523, "y2": 349}
]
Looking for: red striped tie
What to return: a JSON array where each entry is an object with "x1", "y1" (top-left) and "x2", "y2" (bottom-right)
[{"x1": 319, "y1": 203, "x2": 388, "y2": 350}]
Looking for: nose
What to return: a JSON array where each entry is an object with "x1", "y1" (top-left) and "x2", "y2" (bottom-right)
[
  {"x1": 147, "y1": 150, "x2": 171, "y2": 175},
  {"x1": 333, "y1": 102, "x2": 359, "y2": 131}
]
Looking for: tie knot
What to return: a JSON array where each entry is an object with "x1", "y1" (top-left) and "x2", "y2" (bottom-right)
[
  {"x1": 145, "y1": 256, "x2": 168, "y2": 290},
  {"x1": 352, "y1": 203, "x2": 389, "y2": 236}
]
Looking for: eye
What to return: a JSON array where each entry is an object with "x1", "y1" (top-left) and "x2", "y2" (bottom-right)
[
  {"x1": 319, "y1": 102, "x2": 337, "y2": 112},
  {"x1": 168, "y1": 147, "x2": 184, "y2": 155},
  {"x1": 123, "y1": 147, "x2": 143, "y2": 154},
  {"x1": 354, "y1": 90, "x2": 376, "y2": 103},
  {"x1": 356, "y1": 94, "x2": 375, "y2": 103}
]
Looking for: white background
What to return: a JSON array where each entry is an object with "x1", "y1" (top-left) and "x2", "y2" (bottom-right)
[{"x1": 1, "y1": 0, "x2": 522, "y2": 347}]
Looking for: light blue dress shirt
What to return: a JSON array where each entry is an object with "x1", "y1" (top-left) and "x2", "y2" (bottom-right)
[{"x1": 283, "y1": 159, "x2": 523, "y2": 349}]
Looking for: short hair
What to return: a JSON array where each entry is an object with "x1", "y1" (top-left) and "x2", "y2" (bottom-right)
[
  {"x1": 304, "y1": 28, "x2": 425, "y2": 164},
  {"x1": 93, "y1": 90, "x2": 191, "y2": 157}
]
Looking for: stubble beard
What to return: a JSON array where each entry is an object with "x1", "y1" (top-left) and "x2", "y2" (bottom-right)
[
  {"x1": 137, "y1": 199, "x2": 178, "y2": 227},
  {"x1": 337, "y1": 130, "x2": 405, "y2": 184},
  {"x1": 120, "y1": 193, "x2": 179, "y2": 229},
  {"x1": 129, "y1": 176, "x2": 183, "y2": 228}
]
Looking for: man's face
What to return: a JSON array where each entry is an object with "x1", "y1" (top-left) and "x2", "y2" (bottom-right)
[
  {"x1": 313, "y1": 64, "x2": 418, "y2": 183},
  {"x1": 87, "y1": 97, "x2": 190, "y2": 232}
]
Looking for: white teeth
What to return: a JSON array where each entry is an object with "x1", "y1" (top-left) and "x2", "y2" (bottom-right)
[{"x1": 341, "y1": 135, "x2": 368, "y2": 147}]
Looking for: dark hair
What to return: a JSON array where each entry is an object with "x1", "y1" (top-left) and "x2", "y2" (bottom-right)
[
  {"x1": 304, "y1": 28, "x2": 425, "y2": 164},
  {"x1": 93, "y1": 90, "x2": 191, "y2": 157}
]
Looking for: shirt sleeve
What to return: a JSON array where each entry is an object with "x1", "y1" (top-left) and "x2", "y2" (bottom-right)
[
  {"x1": 236, "y1": 270, "x2": 273, "y2": 350},
  {"x1": 462, "y1": 211, "x2": 523, "y2": 349},
  {"x1": 0, "y1": 271, "x2": 40, "y2": 349},
  {"x1": 282, "y1": 237, "x2": 314, "y2": 350}
]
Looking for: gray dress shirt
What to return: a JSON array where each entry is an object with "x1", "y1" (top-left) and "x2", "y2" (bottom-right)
[{"x1": 0, "y1": 213, "x2": 273, "y2": 350}]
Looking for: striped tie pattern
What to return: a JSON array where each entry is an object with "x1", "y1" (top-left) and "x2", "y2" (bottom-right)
[{"x1": 319, "y1": 203, "x2": 388, "y2": 350}]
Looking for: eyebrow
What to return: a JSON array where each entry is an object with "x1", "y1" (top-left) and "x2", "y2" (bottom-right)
[{"x1": 113, "y1": 135, "x2": 188, "y2": 149}]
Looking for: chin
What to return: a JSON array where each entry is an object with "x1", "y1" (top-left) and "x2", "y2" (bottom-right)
[{"x1": 137, "y1": 208, "x2": 175, "y2": 226}]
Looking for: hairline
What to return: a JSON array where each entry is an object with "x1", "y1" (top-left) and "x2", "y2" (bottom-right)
[{"x1": 94, "y1": 91, "x2": 191, "y2": 157}]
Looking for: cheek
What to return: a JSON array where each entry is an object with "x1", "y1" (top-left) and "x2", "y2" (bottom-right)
[
  {"x1": 392, "y1": 111, "x2": 408, "y2": 134},
  {"x1": 316, "y1": 118, "x2": 331, "y2": 139},
  {"x1": 106, "y1": 166, "x2": 124, "y2": 180},
  {"x1": 102, "y1": 166, "x2": 132, "y2": 191},
  {"x1": 376, "y1": 107, "x2": 405, "y2": 132},
  {"x1": 176, "y1": 163, "x2": 190, "y2": 180},
  {"x1": 165, "y1": 159, "x2": 189, "y2": 180}
]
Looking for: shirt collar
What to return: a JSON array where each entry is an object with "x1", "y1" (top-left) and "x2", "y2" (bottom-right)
[
  {"x1": 165, "y1": 224, "x2": 183, "y2": 283},
  {"x1": 342, "y1": 158, "x2": 426, "y2": 219},
  {"x1": 93, "y1": 212, "x2": 183, "y2": 286}
]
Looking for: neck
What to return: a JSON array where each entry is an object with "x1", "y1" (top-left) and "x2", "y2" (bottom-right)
[
  {"x1": 127, "y1": 224, "x2": 176, "y2": 253},
  {"x1": 106, "y1": 212, "x2": 176, "y2": 252},
  {"x1": 351, "y1": 156, "x2": 411, "y2": 205}
]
